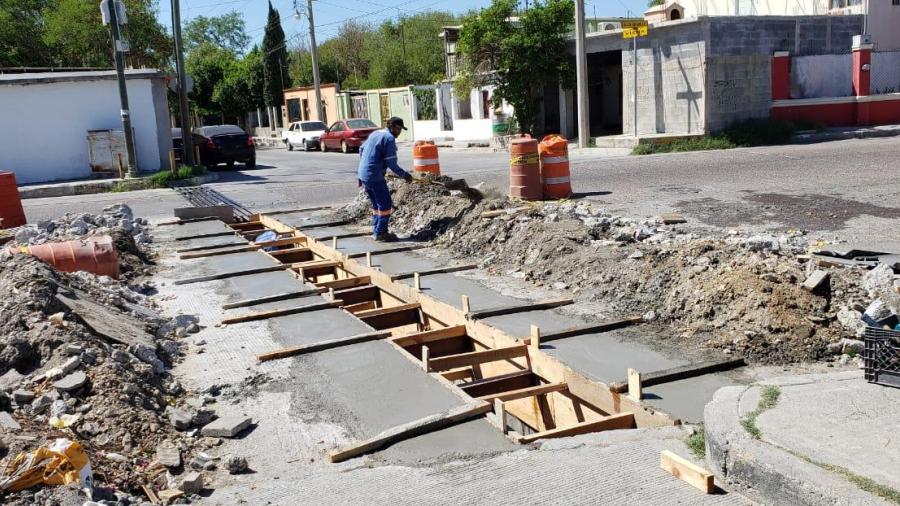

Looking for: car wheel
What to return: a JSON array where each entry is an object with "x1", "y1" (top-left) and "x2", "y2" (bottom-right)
[
  {"x1": 341, "y1": 140, "x2": 349, "y2": 154},
  {"x1": 303, "y1": 140, "x2": 310, "y2": 152},
  {"x1": 245, "y1": 156, "x2": 256, "y2": 169},
  {"x1": 287, "y1": 141, "x2": 294, "y2": 151}
]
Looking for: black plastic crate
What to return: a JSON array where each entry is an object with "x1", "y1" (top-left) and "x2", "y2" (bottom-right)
[{"x1": 864, "y1": 327, "x2": 900, "y2": 389}]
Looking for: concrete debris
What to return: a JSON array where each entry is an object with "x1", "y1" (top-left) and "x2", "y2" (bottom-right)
[
  {"x1": 0, "y1": 411, "x2": 21, "y2": 430},
  {"x1": 200, "y1": 415, "x2": 252, "y2": 438},
  {"x1": 181, "y1": 471, "x2": 204, "y2": 495},
  {"x1": 52, "y1": 371, "x2": 87, "y2": 392},
  {"x1": 167, "y1": 407, "x2": 193, "y2": 431},
  {"x1": 802, "y1": 270, "x2": 830, "y2": 292},
  {"x1": 0, "y1": 369, "x2": 25, "y2": 392},
  {"x1": 12, "y1": 389, "x2": 34, "y2": 403},
  {"x1": 156, "y1": 443, "x2": 182, "y2": 468}
]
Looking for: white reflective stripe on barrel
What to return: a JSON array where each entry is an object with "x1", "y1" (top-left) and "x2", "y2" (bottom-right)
[
  {"x1": 414, "y1": 158, "x2": 440, "y2": 166},
  {"x1": 544, "y1": 176, "x2": 571, "y2": 185},
  {"x1": 542, "y1": 156, "x2": 569, "y2": 164}
]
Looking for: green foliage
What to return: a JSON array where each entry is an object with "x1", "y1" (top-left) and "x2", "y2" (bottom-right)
[
  {"x1": 455, "y1": 0, "x2": 575, "y2": 134},
  {"x1": 187, "y1": 43, "x2": 237, "y2": 116},
  {"x1": 0, "y1": 0, "x2": 55, "y2": 67},
  {"x1": 631, "y1": 120, "x2": 819, "y2": 155},
  {"x1": 184, "y1": 11, "x2": 250, "y2": 55},
  {"x1": 261, "y1": 1, "x2": 290, "y2": 107},
  {"x1": 413, "y1": 88, "x2": 437, "y2": 120},
  {"x1": 687, "y1": 425, "x2": 706, "y2": 459},
  {"x1": 648, "y1": 0, "x2": 665, "y2": 7},
  {"x1": 740, "y1": 385, "x2": 781, "y2": 440}
]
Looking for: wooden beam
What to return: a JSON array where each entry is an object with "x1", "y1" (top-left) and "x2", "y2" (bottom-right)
[
  {"x1": 328, "y1": 402, "x2": 492, "y2": 463},
  {"x1": 478, "y1": 382, "x2": 568, "y2": 403},
  {"x1": 316, "y1": 275, "x2": 371, "y2": 291},
  {"x1": 467, "y1": 298, "x2": 573, "y2": 320},
  {"x1": 343, "y1": 300, "x2": 377, "y2": 314},
  {"x1": 660, "y1": 450, "x2": 715, "y2": 494},
  {"x1": 231, "y1": 221, "x2": 263, "y2": 228},
  {"x1": 175, "y1": 240, "x2": 248, "y2": 253},
  {"x1": 536, "y1": 317, "x2": 644, "y2": 343},
  {"x1": 222, "y1": 288, "x2": 325, "y2": 310},
  {"x1": 390, "y1": 264, "x2": 478, "y2": 281},
  {"x1": 268, "y1": 247, "x2": 312, "y2": 257},
  {"x1": 333, "y1": 285, "x2": 380, "y2": 306},
  {"x1": 346, "y1": 244, "x2": 428, "y2": 259},
  {"x1": 628, "y1": 368, "x2": 642, "y2": 402},
  {"x1": 421, "y1": 345, "x2": 430, "y2": 372},
  {"x1": 354, "y1": 303, "x2": 421, "y2": 320},
  {"x1": 173, "y1": 265, "x2": 287, "y2": 285},
  {"x1": 291, "y1": 260, "x2": 341, "y2": 269},
  {"x1": 609, "y1": 358, "x2": 747, "y2": 393},
  {"x1": 517, "y1": 412, "x2": 635, "y2": 443},
  {"x1": 440, "y1": 367, "x2": 474, "y2": 382},
  {"x1": 391, "y1": 325, "x2": 467, "y2": 348},
  {"x1": 257, "y1": 330, "x2": 392, "y2": 362},
  {"x1": 480, "y1": 206, "x2": 531, "y2": 219},
  {"x1": 174, "y1": 231, "x2": 236, "y2": 241},
  {"x1": 221, "y1": 299, "x2": 343, "y2": 325},
  {"x1": 179, "y1": 245, "x2": 259, "y2": 259},
  {"x1": 254, "y1": 236, "x2": 307, "y2": 248},
  {"x1": 428, "y1": 345, "x2": 528, "y2": 372},
  {"x1": 459, "y1": 370, "x2": 532, "y2": 397},
  {"x1": 159, "y1": 216, "x2": 219, "y2": 226}
]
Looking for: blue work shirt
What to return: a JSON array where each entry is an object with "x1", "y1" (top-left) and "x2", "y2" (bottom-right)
[{"x1": 357, "y1": 129, "x2": 411, "y2": 183}]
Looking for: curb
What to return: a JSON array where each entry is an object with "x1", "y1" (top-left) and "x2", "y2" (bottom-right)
[
  {"x1": 704, "y1": 384, "x2": 890, "y2": 506},
  {"x1": 19, "y1": 172, "x2": 219, "y2": 199},
  {"x1": 793, "y1": 125, "x2": 900, "y2": 144}
]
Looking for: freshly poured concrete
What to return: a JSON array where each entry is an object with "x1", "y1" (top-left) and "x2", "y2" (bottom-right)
[
  {"x1": 268, "y1": 309, "x2": 374, "y2": 348},
  {"x1": 173, "y1": 234, "x2": 245, "y2": 250},
  {"x1": 301, "y1": 226, "x2": 357, "y2": 239},
  {"x1": 224, "y1": 270, "x2": 307, "y2": 301},
  {"x1": 644, "y1": 374, "x2": 740, "y2": 423},
  {"x1": 369, "y1": 251, "x2": 439, "y2": 275},
  {"x1": 180, "y1": 251, "x2": 281, "y2": 278},
  {"x1": 273, "y1": 211, "x2": 342, "y2": 229},
  {"x1": 405, "y1": 273, "x2": 522, "y2": 311},
  {"x1": 172, "y1": 220, "x2": 235, "y2": 240},
  {"x1": 333, "y1": 236, "x2": 423, "y2": 256}
]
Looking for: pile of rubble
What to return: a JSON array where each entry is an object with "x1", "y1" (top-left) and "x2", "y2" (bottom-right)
[{"x1": 341, "y1": 179, "x2": 899, "y2": 365}]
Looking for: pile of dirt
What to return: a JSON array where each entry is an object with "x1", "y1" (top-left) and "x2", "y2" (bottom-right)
[
  {"x1": 0, "y1": 255, "x2": 214, "y2": 504},
  {"x1": 339, "y1": 178, "x2": 892, "y2": 365}
]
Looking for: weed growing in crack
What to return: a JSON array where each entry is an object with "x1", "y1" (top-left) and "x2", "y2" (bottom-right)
[{"x1": 741, "y1": 385, "x2": 781, "y2": 439}]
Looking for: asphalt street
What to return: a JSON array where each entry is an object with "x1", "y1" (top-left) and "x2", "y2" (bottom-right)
[{"x1": 23, "y1": 136, "x2": 900, "y2": 250}]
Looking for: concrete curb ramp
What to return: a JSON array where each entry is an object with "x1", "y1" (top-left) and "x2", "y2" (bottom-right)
[{"x1": 704, "y1": 374, "x2": 892, "y2": 506}]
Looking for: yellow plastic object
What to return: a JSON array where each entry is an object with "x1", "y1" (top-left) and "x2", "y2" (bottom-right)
[{"x1": 0, "y1": 438, "x2": 93, "y2": 493}]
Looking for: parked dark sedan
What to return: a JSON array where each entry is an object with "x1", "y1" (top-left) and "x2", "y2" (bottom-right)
[{"x1": 193, "y1": 125, "x2": 256, "y2": 169}]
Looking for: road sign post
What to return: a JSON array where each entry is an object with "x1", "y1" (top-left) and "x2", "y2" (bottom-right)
[{"x1": 621, "y1": 20, "x2": 649, "y2": 138}]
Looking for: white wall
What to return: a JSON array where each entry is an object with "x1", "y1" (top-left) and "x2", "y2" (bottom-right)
[
  {"x1": 413, "y1": 120, "x2": 442, "y2": 141},
  {"x1": 792, "y1": 54, "x2": 853, "y2": 98},
  {"x1": 0, "y1": 77, "x2": 165, "y2": 184},
  {"x1": 671, "y1": 0, "x2": 829, "y2": 16}
]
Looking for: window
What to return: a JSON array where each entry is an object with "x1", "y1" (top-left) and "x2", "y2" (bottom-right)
[
  {"x1": 347, "y1": 119, "x2": 377, "y2": 129},
  {"x1": 456, "y1": 94, "x2": 472, "y2": 120},
  {"x1": 481, "y1": 90, "x2": 490, "y2": 119},
  {"x1": 329, "y1": 122, "x2": 344, "y2": 132},
  {"x1": 301, "y1": 122, "x2": 326, "y2": 131}
]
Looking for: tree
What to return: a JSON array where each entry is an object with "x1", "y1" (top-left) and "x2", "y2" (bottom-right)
[
  {"x1": 364, "y1": 11, "x2": 456, "y2": 87},
  {"x1": 455, "y1": 0, "x2": 574, "y2": 134},
  {"x1": 184, "y1": 11, "x2": 250, "y2": 55},
  {"x1": 648, "y1": 0, "x2": 665, "y2": 6},
  {"x1": 186, "y1": 42, "x2": 235, "y2": 117},
  {"x1": 261, "y1": 1, "x2": 290, "y2": 109},
  {"x1": 0, "y1": 0, "x2": 54, "y2": 67}
]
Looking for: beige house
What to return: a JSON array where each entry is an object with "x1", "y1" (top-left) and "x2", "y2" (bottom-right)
[
  {"x1": 645, "y1": 0, "x2": 900, "y2": 50},
  {"x1": 282, "y1": 83, "x2": 339, "y2": 126}
]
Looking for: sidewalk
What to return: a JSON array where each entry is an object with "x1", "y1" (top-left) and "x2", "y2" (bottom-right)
[
  {"x1": 705, "y1": 371, "x2": 900, "y2": 505},
  {"x1": 18, "y1": 172, "x2": 218, "y2": 199}
]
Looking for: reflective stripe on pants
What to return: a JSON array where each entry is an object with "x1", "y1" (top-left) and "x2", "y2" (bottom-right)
[{"x1": 363, "y1": 179, "x2": 392, "y2": 235}]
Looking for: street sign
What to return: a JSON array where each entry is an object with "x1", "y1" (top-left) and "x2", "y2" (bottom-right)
[
  {"x1": 621, "y1": 20, "x2": 648, "y2": 30},
  {"x1": 622, "y1": 25, "x2": 649, "y2": 39}
]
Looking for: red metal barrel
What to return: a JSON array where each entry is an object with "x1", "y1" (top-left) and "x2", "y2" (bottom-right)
[
  {"x1": 412, "y1": 141, "x2": 441, "y2": 176},
  {"x1": 538, "y1": 134, "x2": 573, "y2": 199},
  {"x1": 0, "y1": 172, "x2": 27, "y2": 229},
  {"x1": 509, "y1": 136, "x2": 542, "y2": 201},
  {"x1": 13, "y1": 236, "x2": 119, "y2": 278}
]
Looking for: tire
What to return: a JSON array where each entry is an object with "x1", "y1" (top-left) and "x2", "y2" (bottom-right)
[
  {"x1": 287, "y1": 141, "x2": 294, "y2": 151},
  {"x1": 303, "y1": 140, "x2": 309, "y2": 152},
  {"x1": 245, "y1": 155, "x2": 256, "y2": 169},
  {"x1": 341, "y1": 140, "x2": 349, "y2": 154}
]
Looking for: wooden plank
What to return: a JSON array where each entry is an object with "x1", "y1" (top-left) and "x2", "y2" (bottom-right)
[
  {"x1": 254, "y1": 236, "x2": 307, "y2": 248},
  {"x1": 221, "y1": 288, "x2": 325, "y2": 310},
  {"x1": 390, "y1": 264, "x2": 478, "y2": 281},
  {"x1": 173, "y1": 265, "x2": 288, "y2": 285},
  {"x1": 232, "y1": 220, "x2": 263, "y2": 228},
  {"x1": 176, "y1": 240, "x2": 248, "y2": 253},
  {"x1": 517, "y1": 412, "x2": 635, "y2": 443},
  {"x1": 179, "y1": 245, "x2": 259, "y2": 259},
  {"x1": 316, "y1": 276, "x2": 371, "y2": 290},
  {"x1": 257, "y1": 330, "x2": 392, "y2": 362},
  {"x1": 478, "y1": 382, "x2": 568, "y2": 403},
  {"x1": 660, "y1": 450, "x2": 715, "y2": 494},
  {"x1": 174, "y1": 231, "x2": 236, "y2": 241},
  {"x1": 609, "y1": 358, "x2": 747, "y2": 393},
  {"x1": 536, "y1": 317, "x2": 644, "y2": 343},
  {"x1": 429, "y1": 345, "x2": 528, "y2": 372},
  {"x1": 440, "y1": 367, "x2": 474, "y2": 382},
  {"x1": 173, "y1": 206, "x2": 232, "y2": 223},
  {"x1": 159, "y1": 216, "x2": 219, "y2": 226},
  {"x1": 628, "y1": 368, "x2": 642, "y2": 401},
  {"x1": 221, "y1": 300, "x2": 343, "y2": 325},
  {"x1": 334, "y1": 285, "x2": 380, "y2": 306},
  {"x1": 268, "y1": 247, "x2": 312, "y2": 257},
  {"x1": 391, "y1": 325, "x2": 467, "y2": 348},
  {"x1": 458, "y1": 370, "x2": 533, "y2": 397},
  {"x1": 480, "y1": 206, "x2": 531, "y2": 219},
  {"x1": 346, "y1": 244, "x2": 428, "y2": 259},
  {"x1": 468, "y1": 298, "x2": 573, "y2": 320},
  {"x1": 328, "y1": 402, "x2": 492, "y2": 463},
  {"x1": 343, "y1": 300, "x2": 377, "y2": 313},
  {"x1": 355, "y1": 302, "x2": 421, "y2": 320},
  {"x1": 291, "y1": 260, "x2": 342, "y2": 270}
]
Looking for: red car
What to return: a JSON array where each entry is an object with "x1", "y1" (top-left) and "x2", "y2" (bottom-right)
[{"x1": 320, "y1": 118, "x2": 379, "y2": 153}]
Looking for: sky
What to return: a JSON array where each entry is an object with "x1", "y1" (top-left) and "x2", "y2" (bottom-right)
[{"x1": 156, "y1": 0, "x2": 651, "y2": 48}]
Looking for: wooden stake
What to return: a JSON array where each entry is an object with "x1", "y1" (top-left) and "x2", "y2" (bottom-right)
[
  {"x1": 332, "y1": 236, "x2": 338, "y2": 249},
  {"x1": 329, "y1": 287, "x2": 335, "y2": 301},
  {"x1": 628, "y1": 368, "x2": 642, "y2": 402},
  {"x1": 530, "y1": 325, "x2": 541, "y2": 350},
  {"x1": 660, "y1": 450, "x2": 714, "y2": 494},
  {"x1": 297, "y1": 267, "x2": 305, "y2": 281},
  {"x1": 494, "y1": 399, "x2": 508, "y2": 434},
  {"x1": 366, "y1": 251, "x2": 372, "y2": 267},
  {"x1": 421, "y1": 345, "x2": 430, "y2": 372},
  {"x1": 414, "y1": 272, "x2": 421, "y2": 291},
  {"x1": 461, "y1": 294, "x2": 471, "y2": 315}
]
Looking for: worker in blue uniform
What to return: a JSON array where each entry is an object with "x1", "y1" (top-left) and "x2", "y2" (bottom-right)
[{"x1": 357, "y1": 116, "x2": 413, "y2": 242}]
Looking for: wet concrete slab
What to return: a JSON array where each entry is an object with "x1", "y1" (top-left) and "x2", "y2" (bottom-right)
[
  {"x1": 370, "y1": 251, "x2": 439, "y2": 275},
  {"x1": 172, "y1": 234, "x2": 245, "y2": 250},
  {"x1": 179, "y1": 251, "x2": 281, "y2": 278},
  {"x1": 268, "y1": 308, "x2": 373, "y2": 348},
  {"x1": 403, "y1": 273, "x2": 521, "y2": 311},
  {"x1": 334, "y1": 236, "x2": 424, "y2": 256},
  {"x1": 222, "y1": 294, "x2": 327, "y2": 317},
  {"x1": 644, "y1": 374, "x2": 740, "y2": 423},
  {"x1": 484, "y1": 310, "x2": 587, "y2": 336},
  {"x1": 379, "y1": 418, "x2": 515, "y2": 463},
  {"x1": 224, "y1": 270, "x2": 306, "y2": 301},
  {"x1": 273, "y1": 211, "x2": 341, "y2": 229},
  {"x1": 301, "y1": 226, "x2": 357, "y2": 239},
  {"x1": 172, "y1": 220, "x2": 234, "y2": 240}
]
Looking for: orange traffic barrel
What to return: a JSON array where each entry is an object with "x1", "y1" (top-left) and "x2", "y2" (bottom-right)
[
  {"x1": 11, "y1": 235, "x2": 119, "y2": 278},
  {"x1": 509, "y1": 136, "x2": 542, "y2": 200},
  {"x1": 538, "y1": 134, "x2": 572, "y2": 199},
  {"x1": 412, "y1": 141, "x2": 441, "y2": 176},
  {"x1": 0, "y1": 172, "x2": 27, "y2": 229}
]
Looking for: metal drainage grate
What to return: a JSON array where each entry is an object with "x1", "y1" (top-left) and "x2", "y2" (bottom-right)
[{"x1": 175, "y1": 186, "x2": 254, "y2": 222}]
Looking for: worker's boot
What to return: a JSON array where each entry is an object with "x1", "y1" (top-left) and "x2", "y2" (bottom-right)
[{"x1": 373, "y1": 232, "x2": 398, "y2": 242}]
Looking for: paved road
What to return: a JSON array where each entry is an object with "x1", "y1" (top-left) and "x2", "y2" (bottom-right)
[{"x1": 23, "y1": 137, "x2": 900, "y2": 250}]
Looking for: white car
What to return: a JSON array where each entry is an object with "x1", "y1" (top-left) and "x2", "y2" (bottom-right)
[{"x1": 283, "y1": 120, "x2": 327, "y2": 152}]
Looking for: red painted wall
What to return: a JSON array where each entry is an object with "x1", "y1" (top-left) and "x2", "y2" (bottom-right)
[{"x1": 770, "y1": 102, "x2": 857, "y2": 126}]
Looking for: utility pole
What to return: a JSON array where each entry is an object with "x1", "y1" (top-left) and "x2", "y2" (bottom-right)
[
  {"x1": 574, "y1": 0, "x2": 590, "y2": 148},
  {"x1": 171, "y1": 0, "x2": 195, "y2": 166},
  {"x1": 103, "y1": 0, "x2": 139, "y2": 177},
  {"x1": 306, "y1": 0, "x2": 325, "y2": 122}
]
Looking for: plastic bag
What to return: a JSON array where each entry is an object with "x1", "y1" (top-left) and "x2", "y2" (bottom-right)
[{"x1": 0, "y1": 438, "x2": 93, "y2": 494}]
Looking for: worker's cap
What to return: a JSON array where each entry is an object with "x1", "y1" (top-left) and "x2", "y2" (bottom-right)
[{"x1": 387, "y1": 117, "x2": 407, "y2": 131}]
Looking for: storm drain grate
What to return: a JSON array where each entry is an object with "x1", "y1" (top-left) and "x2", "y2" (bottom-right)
[{"x1": 175, "y1": 186, "x2": 254, "y2": 222}]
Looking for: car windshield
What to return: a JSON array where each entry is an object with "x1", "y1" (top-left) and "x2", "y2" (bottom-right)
[
  {"x1": 346, "y1": 119, "x2": 377, "y2": 129},
  {"x1": 301, "y1": 122, "x2": 326, "y2": 132}
]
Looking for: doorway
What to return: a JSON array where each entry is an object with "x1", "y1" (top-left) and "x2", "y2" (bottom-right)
[{"x1": 587, "y1": 50, "x2": 623, "y2": 137}]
